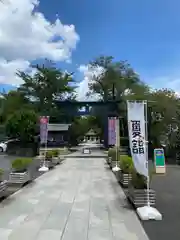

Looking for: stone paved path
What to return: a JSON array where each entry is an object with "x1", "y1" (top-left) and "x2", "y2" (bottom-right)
[{"x1": 0, "y1": 152, "x2": 149, "y2": 240}]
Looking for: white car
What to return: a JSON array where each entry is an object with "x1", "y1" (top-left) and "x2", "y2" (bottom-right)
[
  {"x1": 0, "y1": 142, "x2": 7, "y2": 152},
  {"x1": 0, "y1": 139, "x2": 18, "y2": 152}
]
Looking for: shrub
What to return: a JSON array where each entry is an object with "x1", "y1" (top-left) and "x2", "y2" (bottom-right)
[
  {"x1": 51, "y1": 149, "x2": 59, "y2": 157},
  {"x1": 108, "y1": 147, "x2": 120, "y2": 161},
  {"x1": 12, "y1": 158, "x2": 32, "y2": 172},
  {"x1": 45, "y1": 150, "x2": 53, "y2": 161},
  {"x1": 0, "y1": 168, "x2": 4, "y2": 181},
  {"x1": 130, "y1": 167, "x2": 155, "y2": 189},
  {"x1": 119, "y1": 155, "x2": 133, "y2": 173}
]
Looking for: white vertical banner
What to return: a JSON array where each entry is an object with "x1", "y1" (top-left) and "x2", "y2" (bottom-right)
[{"x1": 127, "y1": 101, "x2": 148, "y2": 177}]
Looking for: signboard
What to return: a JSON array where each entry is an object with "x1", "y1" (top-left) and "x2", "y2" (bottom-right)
[
  {"x1": 40, "y1": 116, "x2": 49, "y2": 144},
  {"x1": 108, "y1": 117, "x2": 116, "y2": 146},
  {"x1": 77, "y1": 106, "x2": 92, "y2": 116},
  {"x1": 154, "y1": 148, "x2": 166, "y2": 174},
  {"x1": 83, "y1": 148, "x2": 91, "y2": 154}
]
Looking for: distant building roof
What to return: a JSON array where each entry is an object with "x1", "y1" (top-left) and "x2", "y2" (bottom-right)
[
  {"x1": 85, "y1": 129, "x2": 97, "y2": 136},
  {"x1": 48, "y1": 124, "x2": 71, "y2": 131}
]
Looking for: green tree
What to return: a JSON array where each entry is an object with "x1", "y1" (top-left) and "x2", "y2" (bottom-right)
[
  {"x1": 125, "y1": 86, "x2": 180, "y2": 149},
  {"x1": 87, "y1": 55, "x2": 143, "y2": 102},
  {"x1": 68, "y1": 117, "x2": 90, "y2": 144},
  {"x1": 0, "y1": 90, "x2": 31, "y2": 123},
  {"x1": 5, "y1": 109, "x2": 38, "y2": 142},
  {"x1": 17, "y1": 61, "x2": 76, "y2": 117},
  {"x1": 68, "y1": 116, "x2": 102, "y2": 145},
  {"x1": 148, "y1": 89, "x2": 180, "y2": 148},
  {"x1": 86, "y1": 56, "x2": 147, "y2": 145}
]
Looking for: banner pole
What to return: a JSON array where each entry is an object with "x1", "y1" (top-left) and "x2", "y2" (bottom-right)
[
  {"x1": 44, "y1": 116, "x2": 49, "y2": 165},
  {"x1": 144, "y1": 100, "x2": 150, "y2": 207},
  {"x1": 112, "y1": 116, "x2": 120, "y2": 172},
  {"x1": 116, "y1": 117, "x2": 119, "y2": 165},
  {"x1": 39, "y1": 116, "x2": 49, "y2": 172}
]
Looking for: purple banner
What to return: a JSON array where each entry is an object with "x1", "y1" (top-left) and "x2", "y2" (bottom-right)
[
  {"x1": 108, "y1": 117, "x2": 116, "y2": 145},
  {"x1": 40, "y1": 116, "x2": 49, "y2": 144}
]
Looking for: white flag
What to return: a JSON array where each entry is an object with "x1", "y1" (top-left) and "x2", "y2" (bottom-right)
[{"x1": 127, "y1": 101, "x2": 148, "y2": 177}]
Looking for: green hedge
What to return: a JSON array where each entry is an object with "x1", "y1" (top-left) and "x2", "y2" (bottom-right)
[
  {"x1": 45, "y1": 150, "x2": 53, "y2": 160},
  {"x1": 12, "y1": 158, "x2": 32, "y2": 172},
  {"x1": 119, "y1": 155, "x2": 133, "y2": 173},
  {"x1": 51, "y1": 149, "x2": 59, "y2": 157},
  {"x1": 130, "y1": 167, "x2": 155, "y2": 189},
  {"x1": 108, "y1": 147, "x2": 120, "y2": 161},
  {"x1": 0, "y1": 168, "x2": 4, "y2": 179}
]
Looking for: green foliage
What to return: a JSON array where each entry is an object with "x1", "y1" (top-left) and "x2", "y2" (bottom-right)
[
  {"x1": 12, "y1": 158, "x2": 32, "y2": 172},
  {"x1": 108, "y1": 147, "x2": 119, "y2": 161},
  {"x1": 45, "y1": 150, "x2": 53, "y2": 161},
  {"x1": 0, "y1": 168, "x2": 4, "y2": 179},
  {"x1": 87, "y1": 56, "x2": 142, "y2": 102},
  {"x1": 130, "y1": 168, "x2": 155, "y2": 189},
  {"x1": 86, "y1": 55, "x2": 180, "y2": 157},
  {"x1": 5, "y1": 109, "x2": 38, "y2": 142},
  {"x1": 131, "y1": 170, "x2": 147, "y2": 189},
  {"x1": 0, "y1": 125, "x2": 6, "y2": 141},
  {"x1": 86, "y1": 55, "x2": 148, "y2": 144},
  {"x1": 2, "y1": 61, "x2": 78, "y2": 143},
  {"x1": 0, "y1": 91, "x2": 31, "y2": 123},
  {"x1": 51, "y1": 149, "x2": 59, "y2": 157},
  {"x1": 0, "y1": 57, "x2": 179, "y2": 159},
  {"x1": 149, "y1": 89, "x2": 180, "y2": 148},
  {"x1": 68, "y1": 116, "x2": 100, "y2": 145},
  {"x1": 119, "y1": 155, "x2": 133, "y2": 173},
  {"x1": 17, "y1": 61, "x2": 76, "y2": 117}
]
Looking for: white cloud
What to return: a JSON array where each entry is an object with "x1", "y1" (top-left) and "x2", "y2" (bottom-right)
[
  {"x1": 76, "y1": 64, "x2": 104, "y2": 101},
  {"x1": 0, "y1": 59, "x2": 31, "y2": 86},
  {"x1": 0, "y1": 0, "x2": 79, "y2": 85},
  {"x1": 161, "y1": 77, "x2": 180, "y2": 97},
  {"x1": 149, "y1": 75, "x2": 180, "y2": 95}
]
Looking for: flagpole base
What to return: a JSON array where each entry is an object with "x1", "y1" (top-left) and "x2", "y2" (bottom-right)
[
  {"x1": 137, "y1": 205, "x2": 162, "y2": 221},
  {"x1": 39, "y1": 165, "x2": 49, "y2": 172},
  {"x1": 112, "y1": 164, "x2": 120, "y2": 172}
]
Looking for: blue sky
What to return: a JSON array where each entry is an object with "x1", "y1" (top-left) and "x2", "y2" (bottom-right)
[
  {"x1": 41, "y1": 0, "x2": 180, "y2": 89},
  {"x1": 1, "y1": 0, "x2": 180, "y2": 94}
]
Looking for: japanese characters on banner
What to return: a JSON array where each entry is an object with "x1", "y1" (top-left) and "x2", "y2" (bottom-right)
[
  {"x1": 108, "y1": 117, "x2": 116, "y2": 145},
  {"x1": 40, "y1": 116, "x2": 49, "y2": 144},
  {"x1": 127, "y1": 101, "x2": 148, "y2": 177}
]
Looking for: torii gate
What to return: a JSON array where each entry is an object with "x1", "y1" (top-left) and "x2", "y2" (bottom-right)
[{"x1": 54, "y1": 99, "x2": 121, "y2": 148}]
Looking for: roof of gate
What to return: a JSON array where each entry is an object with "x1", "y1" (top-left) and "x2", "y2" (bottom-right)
[{"x1": 55, "y1": 100, "x2": 121, "y2": 106}]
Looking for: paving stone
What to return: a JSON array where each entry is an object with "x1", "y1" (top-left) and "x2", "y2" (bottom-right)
[
  {"x1": 0, "y1": 228, "x2": 12, "y2": 240},
  {"x1": 8, "y1": 220, "x2": 41, "y2": 240},
  {"x1": 36, "y1": 229, "x2": 62, "y2": 240},
  {"x1": 27, "y1": 199, "x2": 39, "y2": 205},
  {"x1": 8, "y1": 214, "x2": 28, "y2": 228},
  {"x1": 88, "y1": 227, "x2": 113, "y2": 240},
  {"x1": 61, "y1": 215, "x2": 88, "y2": 240},
  {"x1": 42, "y1": 202, "x2": 72, "y2": 230}
]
